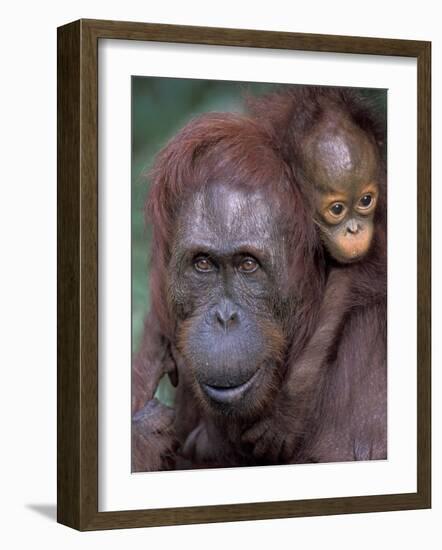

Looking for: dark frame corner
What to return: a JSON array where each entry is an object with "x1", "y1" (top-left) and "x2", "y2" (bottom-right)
[{"x1": 57, "y1": 18, "x2": 431, "y2": 531}]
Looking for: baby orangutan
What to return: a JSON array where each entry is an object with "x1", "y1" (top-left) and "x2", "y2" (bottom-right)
[{"x1": 305, "y1": 106, "x2": 380, "y2": 265}]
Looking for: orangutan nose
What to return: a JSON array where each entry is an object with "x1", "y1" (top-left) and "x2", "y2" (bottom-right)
[{"x1": 346, "y1": 219, "x2": 360, "y2": 234}]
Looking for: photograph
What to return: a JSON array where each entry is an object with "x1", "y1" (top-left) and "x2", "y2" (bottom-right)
[{"x1": 131, "y1": 78, "x2": 388, "y2": 472}]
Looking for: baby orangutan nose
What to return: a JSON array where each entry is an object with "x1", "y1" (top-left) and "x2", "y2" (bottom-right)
[{"x1": 346, "y1": 219, "x2": 360, "y2": 235}]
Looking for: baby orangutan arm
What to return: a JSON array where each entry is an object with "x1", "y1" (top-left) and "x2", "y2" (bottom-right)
[{"x1": 241, "y1": 268, "x2": 352, "y2": 463}]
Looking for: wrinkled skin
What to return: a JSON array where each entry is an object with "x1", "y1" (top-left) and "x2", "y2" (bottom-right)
[{"x1": 171, "y1": 182, "x2": 293, "y2": 423}]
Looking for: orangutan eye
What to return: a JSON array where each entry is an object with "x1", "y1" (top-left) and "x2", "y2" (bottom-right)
[
  {"x1": 359, "y1": 194, "x2": 373, "y2": 209},
  {"x1": 239, "y1": 257, "x2": 259, "y2": 273},
  {"x1": 194, "y1": 257, "x2": 214, "y2": 272},
  {"x1": 329, "y1": 203, "x2": 346, "y2": 217}
]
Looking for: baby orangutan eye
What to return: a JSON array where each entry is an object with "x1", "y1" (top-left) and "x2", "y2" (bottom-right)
[
  {"x1": 329, "y1": 203, "x2": 346, "y2": 217},
  {"x1": 358, "y1": 194, "x2": 373, "y2": 209},
  {"x1": 194, "y1": 257, "x2": 214, "y2": 272},
  {"x1": 239, "y1": 257, "x2": 259, "y2": 273}
]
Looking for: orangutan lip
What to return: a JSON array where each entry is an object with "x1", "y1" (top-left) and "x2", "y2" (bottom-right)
[{"x1": 202, "y1": 369, "x2": 260, "y2": 404}]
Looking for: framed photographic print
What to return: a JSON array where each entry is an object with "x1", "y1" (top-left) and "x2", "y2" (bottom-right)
[{"x1": 57, "y1": 19, "x2": 431, "y2": 530}]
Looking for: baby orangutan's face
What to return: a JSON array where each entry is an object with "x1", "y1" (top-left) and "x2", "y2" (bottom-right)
[
  {"x1": 303, "y1": 109, "x2": 380, "y2": 263},
  {"x1": 314, "y1": 180, "x2": 378, "y2": 263}
]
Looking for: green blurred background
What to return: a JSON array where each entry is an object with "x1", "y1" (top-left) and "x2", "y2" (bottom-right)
[{"x1": 131, "y1": 77, "x2": 387, "y2": 405}]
